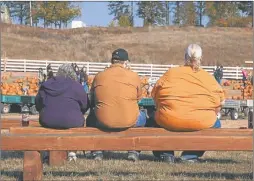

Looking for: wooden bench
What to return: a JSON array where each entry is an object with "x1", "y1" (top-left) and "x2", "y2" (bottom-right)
[
  {"x1": 2, "y1": 127, "x2": 252, "y2": 181},
  {"x1": 1, "y1": 119, "x2": 41, "y2": 129}
]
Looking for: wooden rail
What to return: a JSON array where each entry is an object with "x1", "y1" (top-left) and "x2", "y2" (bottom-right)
[{"x1": 1, "y1": 127, "x2": 252, "y2": 181}]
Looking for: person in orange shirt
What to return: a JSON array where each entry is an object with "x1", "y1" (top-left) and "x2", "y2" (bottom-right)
[
  {"x1": 86, "y1": 48, "x2": 147, "y2": 161},
  {"x1": 151, "y1": 44, "x2": 225, "y2": 163}
]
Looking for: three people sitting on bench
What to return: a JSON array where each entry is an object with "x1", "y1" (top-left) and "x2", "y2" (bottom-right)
[{"x1": 35, "y1": 44, "x2": 225, "y2": 163}]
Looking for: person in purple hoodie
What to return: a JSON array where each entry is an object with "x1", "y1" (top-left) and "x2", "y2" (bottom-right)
[{"x1": 35, "y1": 63, "x2": 89, "y2": 129}]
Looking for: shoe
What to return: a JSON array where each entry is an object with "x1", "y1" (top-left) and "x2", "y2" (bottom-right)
[
  {"x1": 127, "y1": 152, "x2": 139, "y2": 162},
  {"x1": 160, "y1": 155, "x2": 176, "y2": 164},
  {"x1": 93, "y1": 153, "x2": 103, "y2": 161},
  {"x1": 68, "y1": 152, "x2": 77, "y2": 162},
  {"x1": 178, "y1": 157, "x2": 200, "y2": 163}
]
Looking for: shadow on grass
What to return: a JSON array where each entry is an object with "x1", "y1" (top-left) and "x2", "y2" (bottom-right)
[
  {"x1": 81, "y1": 151, "x2": 239, "y2": 164},
  {"x1": 1, "y1": 170, "x2": 139, "y2": 179},
  {"x1": 172, "y1": 172, "x2": 253, "y2": 180},
  {"x1": 46, "y1": 171, "x2": 138, "y2": 177},
  {"x1": 0, "y1": 170, "x2": 23, "y2": 181},
  {"x1": 1, "y1": 151, "x2": 240, "y2": 165},
  {"x1": 1, "y1": 151, "x2": 23, "y2": 160},
  {"x1": 200, "y1": 158, "x2": 238, "y2": 164},
  {"x1": 82, "y1": 151, "x2": 156, "y2": 161}
]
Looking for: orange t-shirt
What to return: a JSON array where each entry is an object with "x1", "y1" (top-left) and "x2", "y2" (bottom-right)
[
  {"x1": 152, "y1": 66, "x2": 225, "y2": 131},
  {"x1": 90, "y1": 64, "x2": 142, "y2": 128}
]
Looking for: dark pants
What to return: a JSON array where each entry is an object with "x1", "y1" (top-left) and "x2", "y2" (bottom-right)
[
  {"x1": 243, "y1": 77, "x2": 247, "y2": 87},
  {"x1": 86, "y1": 109, "x2": 147, "y2": 156},
  {"x1": 152, "y1": 118, "x2": 221, "y2": 160}
]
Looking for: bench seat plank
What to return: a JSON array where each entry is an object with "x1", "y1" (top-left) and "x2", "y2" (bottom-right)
[
  {"x1": 2, "y1": 133, "x2": 252, "y2": 151},
  {"x1": 1, "y1": 119, "x2": 41, "y2": 129}
]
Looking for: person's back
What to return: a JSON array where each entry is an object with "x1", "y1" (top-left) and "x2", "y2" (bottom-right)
[
  {"x1": 153, "y1": 66, "x2": 224, "y2": 131},
  {"x1": 92, "y1": 64, "x2": 141, "y2": 128},
  {"x1": 151, "y1": 44, "x2": 225, "y2": 163},
  {"x1": 87, "y1": 48, "x2": 145, "y2": 162},
  {"x1": 242, "y1": 69, "x2": 248, "y2": 78},
  {"x1": 36, "y1": 64, "x2": 89, "y2": 129},
  {"x1": 219, "y1": 66, "x2": 223, "y2": 79},
  {"x1": 152, "y1": 45, "x2": 224, "y2": 132}
]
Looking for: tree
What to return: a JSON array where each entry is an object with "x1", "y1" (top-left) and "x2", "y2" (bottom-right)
[
  {"x1": 196, "y1": 1, "x2": 206, "y2": 26},
  {"x1": 165, "y1": 2, "x2": 169, "y2": 25},
  {"x1": 1, "y1": 4, "x2": 12, "y2": 23},
  {"x1": 179, "y1": 2, "x2": 197, "y2": 26},
  {"x1": 7, "y1": 2, "x2": 30, "y2": 24},
  {"x1": 108, "y1": 20, "x2": 117, "y2": 27},
  {"x1": 37, "y1": 2, "x2": 81, "y2": 28},
  {"x1": 108, "y1": 1, "x2": 130, "y2": 21},
  {"x1": 238, "y1": 1, "x2": 253, "y2": 27},
  {"x1": 238, "y1": 1, "x2": 252, "y2": 16},
  {"x1": 137, "y1": 1, "x2": 166, "y2": 26},
  {"x1": 172, "y1": 1, "x2": 183, "y2": 25},
  {"x1": 118, "y1": 15, "x2": 132, "y2": 27},
  {"x1": 206, "y1": 2, "x2": 240, "y2": 27},
  {"x1": 130, "y1": 2, "x2": 134, "y2": 26}
]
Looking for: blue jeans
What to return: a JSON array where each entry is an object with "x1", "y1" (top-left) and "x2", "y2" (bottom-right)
[
  {"x1": 83, "y1": 82, "x2": 89, "y2": 93},
  {"x1": 90, "y1": 110, "x2": 147, "y2": 157},
  {"x1": 153, "y1": 118, "x2": 221, "y2": 160}
]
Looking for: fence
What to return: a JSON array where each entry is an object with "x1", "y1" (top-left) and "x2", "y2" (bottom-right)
[{"x1": 1, "y1": 58, "x2": 252, "y2": 80}]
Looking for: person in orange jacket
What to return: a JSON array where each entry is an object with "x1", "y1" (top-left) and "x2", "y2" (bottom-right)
[{"x1": 151, "y1": 44, "x2": 225, "y2": 163}]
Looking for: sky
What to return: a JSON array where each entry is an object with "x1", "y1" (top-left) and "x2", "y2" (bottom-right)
[
  {"x1": 74, "y1": 2, "x2": 144, "y2": 27},
  {"x1": 73, "y1": 2, "x2": 209, "y2": 27}
]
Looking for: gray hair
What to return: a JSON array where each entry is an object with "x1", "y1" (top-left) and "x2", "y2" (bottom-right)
[
  {"x1": 57, "y1": 63, "x2": 78, "y2": 81},
  {"x1": 111, "y1": 59, "x2": 129, "y2": 68},
  {"x1": 184, "y1": 44, "x2": 202, "y2": 72}
]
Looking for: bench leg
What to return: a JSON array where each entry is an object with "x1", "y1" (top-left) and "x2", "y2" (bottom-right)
[
  {"x1": 23, "y1": 151, "x2": 43, "y2": 181},
  {"x1": 49, "y1": 151, "x2": 67, "y2": 166}
]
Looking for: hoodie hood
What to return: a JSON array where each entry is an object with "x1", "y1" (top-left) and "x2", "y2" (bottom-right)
[{"x1": 41, "y1": 76, "x2": 74, "y2": 97}]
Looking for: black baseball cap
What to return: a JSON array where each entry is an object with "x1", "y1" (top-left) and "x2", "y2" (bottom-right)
[{"x1": 112, "y1": 48, "x2": 129, "y2": 61}]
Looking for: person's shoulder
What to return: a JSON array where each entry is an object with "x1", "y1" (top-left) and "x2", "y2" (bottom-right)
[
  {"x1": 167, "y1": 66, "x2": 188, "y2": 74},
  {"x1": 126, "y1": 69, "x2": 141, "y2": 81},
  {"x1": 93, "y1": 70, "x2": 105, "y2": 81},
  {"x1": 199, "y1": 68, "x2": 211, "y2": 75},
  {"x1": 199, "y1": 68, "x2": 216, "y2": 81}
]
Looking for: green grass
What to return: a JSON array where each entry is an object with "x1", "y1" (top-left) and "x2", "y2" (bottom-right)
[{"x1": 1, "y1": 150, "x2": 252, "y2": 181}]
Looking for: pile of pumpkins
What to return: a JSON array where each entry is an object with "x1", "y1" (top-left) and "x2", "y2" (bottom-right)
[
  {"x1": 0, "y1": 74, "x2": 39, "y2": 96},
  {"x1": 223, "y1": 79, "x2": 253, "y2": 100},
  {"x1": 140, "y1": 76, "x2": 152, "y2": 98},
  {"x1": 1, "y1": 72, "x2": 252, "y2": 100}
]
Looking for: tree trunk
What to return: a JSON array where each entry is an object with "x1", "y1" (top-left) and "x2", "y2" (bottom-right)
[
  {"x1": 131, "y1": 1, "x2": 134, "y2": 26},
  {"x1": 199, "y1": 8, "x2": 202, "y2": 26},
  {"x1": 166, "y1": 2, "x2": 169, "y2": 25}
]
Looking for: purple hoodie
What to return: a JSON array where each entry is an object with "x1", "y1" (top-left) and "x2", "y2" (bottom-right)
[{"x1": 35, "y1": 76, "x2": 89, "y2": 129}]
